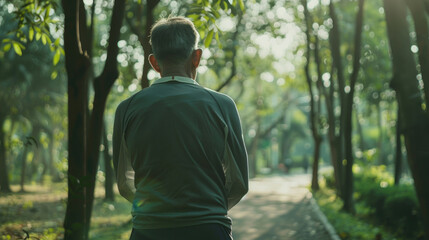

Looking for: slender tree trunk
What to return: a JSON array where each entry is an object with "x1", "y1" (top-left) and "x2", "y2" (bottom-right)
[
  {"x1": 20, "y1": 145, "x2": 29, "y2": 192},
  {"x1": 328, "y1": 1, "x2": 345, "y2": 198},
  {"x1": 355, "y1": 106, "x2": 365, "y2": 151},
  {"x1": 384, "y1": 0, "x2": 429, "y2": 237},
  {"x1": 302, "y1": 0, "x2": 322, "y2": 192},
  {"x1": 62, "y1": 0, "x2": 91, "y2": 238},
  {"x1": 248, "y1": 117, "x2": 261, "y2": 178},
  {"x1": 47, "y1": 132, "x2": 55, "y2": 178},
  {"x1": 0, "y1": 112, "x2": 11, "y2": 193},
  {"x1": 376, "y1": 101, "x2": 384, "y2": 164},
  {"x1": 279, "y1": 129, "x2": 288, "y2": 167},
  {"x1": 102, "y1": 122, "x2": 115, "y2": 201},
  {"x1": 311, "y1": 138, "x2": 321, "y2": 191},
  {"x1": 394, "y1": 108, "x2": 403, "y2": 185},
  {"x1": 84, "y1": 0, "x2": 126, "y2": 236},
  {"x1": 342, "y1": 0, "x2": 365, "y2": 214}
]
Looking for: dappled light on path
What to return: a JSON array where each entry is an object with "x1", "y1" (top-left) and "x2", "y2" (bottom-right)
[{"x1": 229, "y1": 174, "x2": 332, "y2": 240}]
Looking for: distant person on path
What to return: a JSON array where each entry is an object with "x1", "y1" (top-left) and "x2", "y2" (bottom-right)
[{"x1": 113, "y1": 17, "x2": 249, "y2": 240}]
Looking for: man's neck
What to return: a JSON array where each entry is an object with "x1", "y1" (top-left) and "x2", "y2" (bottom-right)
[
  {"x1": 160, "y1": 63, "x2": 195, "y2": 79},
  {"x1": 161, "y1": 70, "x2": 192, "y2": 79}
]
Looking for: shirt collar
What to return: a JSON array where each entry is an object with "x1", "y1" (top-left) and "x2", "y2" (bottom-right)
[{"x1": 151, "y1": 76, "x2": 198, "y2": 86}]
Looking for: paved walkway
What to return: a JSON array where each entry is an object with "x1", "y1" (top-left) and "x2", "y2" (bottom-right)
[{"x1": 229, "y1": 174, "x2": 335, "y2": 240}]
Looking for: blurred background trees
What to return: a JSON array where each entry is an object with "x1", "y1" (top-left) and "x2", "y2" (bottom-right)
[{"x1": 1, "y1": 0, "x2": 429, "y2": 239}]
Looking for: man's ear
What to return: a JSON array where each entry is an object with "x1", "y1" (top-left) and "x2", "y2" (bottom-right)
[
  {"x1": 192, "y1": 49, "x2": 202, "y2": 68},
  {"x1": 149, "y1": 54, "x2": 161, "y2": 73}
]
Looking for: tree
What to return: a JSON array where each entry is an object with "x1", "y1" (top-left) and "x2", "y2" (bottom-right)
[
  {"x1": 384, "y1": 0, "x2": 429, "y2": 238},
  {"x1": 301, "y1": 0, "x2": 323, "y2": 191},
  {"x1": 61, "y1": 0, "x2": 126, "y2": 238},
  {"x1": 0, "y1": 110, "x2": 11, "y2": 193},
  {"x1": 327, "y1": 1, "x2": 346, "y2": 198},
  {"x1": 342, "y1": 0, "x2": 365, "y2": 214}
]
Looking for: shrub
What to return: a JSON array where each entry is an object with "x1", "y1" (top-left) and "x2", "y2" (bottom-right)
[
  {"x1": 383, "y1": 188, "x2": 421, "y2": 237},
  {"x1": 321, "y1": 165, "x2": 423, "y2": 239}
]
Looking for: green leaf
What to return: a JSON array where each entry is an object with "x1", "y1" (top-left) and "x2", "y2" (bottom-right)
[
  {"x1": 238, "y1": 0, "x2": 245, "y2": 11},
  {"x1": 54, "y1": 38, "x2": 60, "y2": 47},
  {"x1": 199, "y1": 30, "x2": 205, "y2": 40},
  {"x1": 41, "y1": 34, "x2": 47, "y2": 45},
  {"x1": 204, "y1": 29, "x2": 214, "y2": 48},
  {"x1": 51, "y1": 70, "x2": 58, "y2": 79},
  {"x1": 29, "y1": 27, "x2": 34, "y2": 41},
  {"x1": 12, "y1": 42, "x2": 22, "y2": 56},
  {"x1": 36, "y1": 32, "x2": 42, "y2": 40},
  {"x1": 3, "y1": 43, "x2": 11, "y2": 52},
  {"x1": 45, "y1": 4, "x2": 51, "y2": 19},
  {"x1": 53, "y1": 49, "x2": 60, "y2": 65}
]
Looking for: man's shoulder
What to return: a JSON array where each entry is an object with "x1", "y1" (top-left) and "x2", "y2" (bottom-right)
[
  {"x1": 115, "y1": 91, "x2": 142, "y2": 114},
  {"x1": 201, "y1": 87, "x2": 235, "y2": 106}
]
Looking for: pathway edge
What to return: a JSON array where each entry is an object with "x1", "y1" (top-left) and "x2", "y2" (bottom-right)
[{"x1": 307, "y1": 192, "x2": 342, "y2": 240}]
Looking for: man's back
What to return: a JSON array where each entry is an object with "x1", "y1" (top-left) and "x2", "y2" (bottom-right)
[
  {"x1": 113, "y1": 17, "x2": 248, "y2": 240},
  {"x1": 114, "y1": 77, "x2": 247, "y2": 230}
]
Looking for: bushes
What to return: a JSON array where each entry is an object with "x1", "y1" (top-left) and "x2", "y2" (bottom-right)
[
  {"x1": 323, "y1": 166, "x2": 423, "y2": 239},
  {"x1": 359, "y1": 184, "x2": 421, "y2": 237}
]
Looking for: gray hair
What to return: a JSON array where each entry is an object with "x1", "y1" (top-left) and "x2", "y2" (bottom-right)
[{"x1": 149, "y1": 17, "x2": 200, "y2": 64}]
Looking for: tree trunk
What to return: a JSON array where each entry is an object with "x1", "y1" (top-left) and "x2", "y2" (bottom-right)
[
  {"x1": 62, "y1": 0, "x2": 91, "y2": 238},
  {"x1": 404, "y1": 0, "x2": 429, "y2": 111},
  {"x1": 302, "y1": 0, "x2": 322, "y2": 192},
  {"x1": 384, "y1": 0, "x2": 429, "y2": 238},
  {"x1": 342, "y1": 0, "x2": 365, "y2": 214},
  {"x1": 84, "y1": 0, "x2": 126, "y2": 235},
  {"x1": 311, "y1": 137, "x2": 321, "y2": 191},
  {"x1": 47, "y1": 132, "x2": 55, "y2": 178},
  {"x1": 394, "y1": 108, "x2": 403, "y2": 185},
  {"x1": 248, "y1": 117, "x2": 261, "y2": 178},
  {"x1": 355, "y1": 106, "x2": 365, "y2": 151},
  {"x1": 376, "y1": 101, "x2": 384, "y2": 164},
  {"x1": 19, "y1": 145, "x2": 29, "y2": 192},
  {"x1": 102, "y1": 122, "x2": 115, "y2": 201},
  {"x1": 141, "y1": 0, "x2": 160, "y2": 89},
  {"x1": 0, "y1": 112, "x2": 11, "y2": 193},
  {"x1": 328, "y1": 1, "x2": 345, "y2": 198},
  {"x1": 62, "y1": 0, "x2": 125, "y2": 237}
]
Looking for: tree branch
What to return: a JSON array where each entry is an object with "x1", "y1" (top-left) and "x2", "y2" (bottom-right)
[{"x1": 216, "y1": 14, "x2": 243, "y2": 92}]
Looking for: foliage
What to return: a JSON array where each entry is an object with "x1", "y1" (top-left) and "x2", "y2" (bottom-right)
[
  {"x1": 0, "y1": 0, "x2": 64, "y2": 64},
  {"x1": 314, "y1": 187, "x2": 399, "y2": 240},
  {"x1": 320, "y1": 166, "x2": 424, "y2": 239},
  {"x1": 187, "y1": 0, "x2": 245, "y2": 48}
]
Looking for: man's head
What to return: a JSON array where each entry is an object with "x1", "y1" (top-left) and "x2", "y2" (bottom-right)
[{"x1": 149, "y1": 17, "x2": 202, "y2": 79}]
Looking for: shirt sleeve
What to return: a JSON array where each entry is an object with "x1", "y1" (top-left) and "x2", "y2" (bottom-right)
[
  {"x1": 222, "y1": 98, "x2": 249, "y2": 210},
  {"x1": 113, "y1": 102, "x2": 136, "y2": 203}
]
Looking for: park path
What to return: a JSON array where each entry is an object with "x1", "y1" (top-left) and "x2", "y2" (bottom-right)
[{"x1": 228, "y1": 174, "x2": 335, "y2": 240}]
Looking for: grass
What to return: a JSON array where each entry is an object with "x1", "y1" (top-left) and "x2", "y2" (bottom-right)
[{"x1": 0, "y1": 182, "x2": 133, "y2": 240}]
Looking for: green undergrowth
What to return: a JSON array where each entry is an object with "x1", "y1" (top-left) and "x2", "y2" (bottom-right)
[
  {"x1": 314, "y1": 188, "x2": 400, "y2": 240},
  {"x1": 0, "y1": 183, "x2": 133, "y2": 240},
  {"x1": 314, "y1": 166, "x2": 425, "y2": 240}
]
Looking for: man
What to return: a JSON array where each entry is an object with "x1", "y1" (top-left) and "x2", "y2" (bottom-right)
[{"x1": 113, "y1": 17, "x2": 248, "y2": 240}]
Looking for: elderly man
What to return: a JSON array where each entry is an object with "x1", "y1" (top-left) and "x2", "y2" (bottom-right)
[{"x1": 113, "y1": 17, "x2": 248, "y2": 240}]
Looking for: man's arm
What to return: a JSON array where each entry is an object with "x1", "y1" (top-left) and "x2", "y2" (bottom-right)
[
  {"x1": 223, "y1": 97, "x2": 249, "y2": 210},
  {"x1": 113, "y1": 102, "x2": 136, "y2": 203}
]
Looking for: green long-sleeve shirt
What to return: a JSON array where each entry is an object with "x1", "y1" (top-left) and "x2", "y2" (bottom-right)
[{"x1": 112, "y1": 76, "x2": 249, "y2": 230}]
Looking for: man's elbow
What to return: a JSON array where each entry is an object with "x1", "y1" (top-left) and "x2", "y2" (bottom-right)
[{"x1": 118, "y1": 183, "x2": 134, "y2": 203}]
